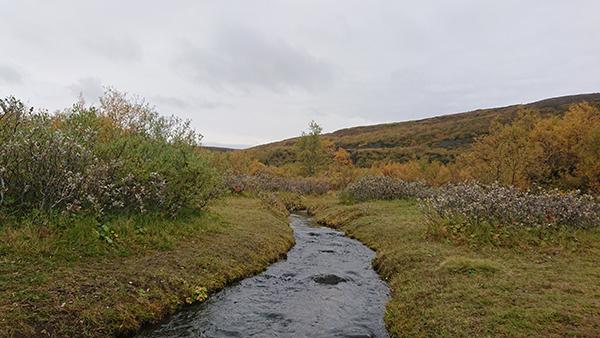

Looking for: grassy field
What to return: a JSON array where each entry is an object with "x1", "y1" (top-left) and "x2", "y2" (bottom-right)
[
  {"x1": 0, "y1": 196, "x2": 294, "y2": 337},
  {"x1": 306, "y1": 195, "x2": 600, "y2": 337}
]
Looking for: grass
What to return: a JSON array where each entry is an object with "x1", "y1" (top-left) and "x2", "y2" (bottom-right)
[
  {"x1": 0, "y1": 196, "x2": 294, "y2": 337},
  {"x1": 305, "y1": 194, "x2": 600, "y2": 337}
]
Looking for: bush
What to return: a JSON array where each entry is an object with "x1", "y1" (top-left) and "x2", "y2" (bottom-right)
[
  {"x1": 225, "y1": 173, "x2": 330, "y2": 195},
  {"x1": 426, "y1": 182, "x2": 600, "y2": 230},
  {"x1": 0, "y1": 91, "x2": 222, "y2": 219},
  {"x1": 257, "y1": 191, "x2": 304, "y2": 215},
  {"x1": 340, "y1": 175, "x2": 432, "y2": 202}
]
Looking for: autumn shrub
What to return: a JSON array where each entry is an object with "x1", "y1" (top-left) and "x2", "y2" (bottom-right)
[
  {"x1": 373, "y1": 159, "x2": 455, "y2": 186},
  {"x1": 340, "y1": 175, "x2": 433, "y2": 202},
  {"x1": 225, "y1": 173, "x2": 330, "y2": 195},
  {"x1": 426, "y1": 182, "x2": 600, "y2": 231},
  {"x1": 258, "y1": 191, "x2": 305, "y2": 215},
  {"x1": 0, "y1": 91, "x2": 222, "y2": 220},
  {"x1": 458, "y1": 103, "x2": 600, "y2": 192}
]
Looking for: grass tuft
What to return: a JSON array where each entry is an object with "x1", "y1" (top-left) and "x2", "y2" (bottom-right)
[{"x1": 437, "y1": 256, "x2": 502, "y2": 275}]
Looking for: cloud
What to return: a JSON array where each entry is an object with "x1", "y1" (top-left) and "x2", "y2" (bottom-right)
[
  {"x1": 1, "y1": 1, "x2": 599, "y2": 146},
  {"x1": 153, "y1": 95, "x2": 189, "y2": 109},
  {"x1": 82, "y1": 35, "x2": 143, "y2": 63},
  {"x1": 175, "y1": 26, "x2": 335, "y2": 93},
  {"x1": 68, "y1": 77, "x2": 104, "y2": 103},
  {"x1": 153, "y1": 95, "x2": 230, "y2": 111},
  {"x1": 0, "y1": 65, "x2": 23, "y2": 84}
]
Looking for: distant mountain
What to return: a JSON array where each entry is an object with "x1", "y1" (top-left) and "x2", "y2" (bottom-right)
[
  {"x1": 202, "y1": 146, "x2": 235, "y2": 153},
  {"x1": 246, "y1": 93, "x2": 600, "y2": 167}
]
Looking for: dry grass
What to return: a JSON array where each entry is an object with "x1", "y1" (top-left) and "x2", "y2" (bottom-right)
[
  {"x1": 0, "y1": 196, "x2": 294, "y2": 337},
  {"x1": 305, "y1": 195, "x2": 600, "y2": 337}
]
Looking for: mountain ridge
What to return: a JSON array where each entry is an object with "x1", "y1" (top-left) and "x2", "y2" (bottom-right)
[{"x1": 245, "y1": 93, "x2": 600, "y2": 167}]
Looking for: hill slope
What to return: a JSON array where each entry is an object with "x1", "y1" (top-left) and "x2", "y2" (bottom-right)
[{"x1": 247, "y1": 93, "x2": 600, "y2": 167}]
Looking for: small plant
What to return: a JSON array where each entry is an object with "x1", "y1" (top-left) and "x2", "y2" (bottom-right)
[
  {"x1": 95, "y1": 224, "x2": 117, "y2": 244},
  {"x1": 186, "y1": 286, "x2": 208, "y2": 304}
]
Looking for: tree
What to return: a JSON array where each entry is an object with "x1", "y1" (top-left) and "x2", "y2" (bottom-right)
[
  {"x1": 457, "y1": 103, "x2": 600, "y2": 191},
  {"x1": 529, "y1": 102, "x2": 600, "y2": 190},
  {"x1": 296, "y1": 121, "x2": 326, "y2": 176},
  {"x1": 458, "y1": 110, "x2": 544, "y2": 188}
]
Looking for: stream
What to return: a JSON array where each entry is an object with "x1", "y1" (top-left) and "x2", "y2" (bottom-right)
[{"x1": 140, "y1": 213, "x2": 389, "y2": 338}]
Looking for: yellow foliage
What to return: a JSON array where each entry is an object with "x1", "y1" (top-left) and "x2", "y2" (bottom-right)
[
  {"x1": 371, "y1": 159, "x2": 455, "y2": 186},
  {"x1": 459, "y1": 103, "x2": 600, "y2": 191},
  {"x1": 334, "y1": 147, "x2": 353, "y2": 166}
]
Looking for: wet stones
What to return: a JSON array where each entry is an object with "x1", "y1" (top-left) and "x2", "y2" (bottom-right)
[{"x1": 312, "y1": 274, "x2": 347, "y2": 285}]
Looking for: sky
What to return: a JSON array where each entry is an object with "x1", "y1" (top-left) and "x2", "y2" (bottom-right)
[{"x1": 1, "y1": 1, "x2": 599, "y2": 148}]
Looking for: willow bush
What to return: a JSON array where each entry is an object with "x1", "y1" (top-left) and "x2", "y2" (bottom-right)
[
  {"x1": 338, "y1": 174, "x2": 600, "y2": 230},
  {"x1": 0, "y1": 90, "x2": 222, "y2": 219},
  {"x1": 340, "y1": 175, "x2": 432, "y2": 202},
  {"x1": 225, "y1": 173, "x2": 330, "y2": 195},
  {"x1": 426, "y1": 182, "x2": 600, "y2": 230}
]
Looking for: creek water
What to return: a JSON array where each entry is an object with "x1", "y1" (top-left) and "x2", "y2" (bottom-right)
[{"x1": 139, "y1": 213, "x2": 389, "y2": 338}]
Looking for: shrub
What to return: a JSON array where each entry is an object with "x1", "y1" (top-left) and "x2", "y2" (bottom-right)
[
  {"x1": 426, "y1": 182, "x2": 600, "y2": 230},
  {"x1": 258, "y1": 191, "x2": 304, "y2": 215},
  {"x1": 340, "y1": 175, "x2": 432, "y2": 202},
  {"x1": 224, "y1": 173, "x2": 330, "y2": 195},
  {"x1": 0, "y1": 91, "x2": 222, "y2": 219}
]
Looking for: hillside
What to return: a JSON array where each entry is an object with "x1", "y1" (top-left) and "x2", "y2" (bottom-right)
[
  {"x1": 246, "y1": 93, "x2": 600, "y2": 167},
  {"x1": 203, "y1": 145, "x2": 235, "y2": 153}
]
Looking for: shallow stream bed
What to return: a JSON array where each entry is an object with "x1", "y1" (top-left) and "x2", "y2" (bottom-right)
[{"x1": 140, "y1": 213, "x2": 389, "y2": 337}]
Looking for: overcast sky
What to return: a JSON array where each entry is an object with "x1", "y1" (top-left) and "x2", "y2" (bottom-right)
[{"x1": 1, "y1": 1, "x2": 599, "y2": 147}]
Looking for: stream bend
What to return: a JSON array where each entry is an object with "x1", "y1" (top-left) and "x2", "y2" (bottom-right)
[{"x1": 140, "y1": 213, "x2": 389, "y2": 338}]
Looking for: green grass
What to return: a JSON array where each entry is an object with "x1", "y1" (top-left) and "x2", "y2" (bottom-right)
[
  {"x1": 306, "y1": 195, "x2": 600, "y2": 337},
  {"x1": 0, "y1": 196, "x2": 294, "y2": 337}
]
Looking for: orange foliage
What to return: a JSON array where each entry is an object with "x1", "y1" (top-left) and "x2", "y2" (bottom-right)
[{"x1": 372, "y1": 160, "x2": 455, "y2": 186}]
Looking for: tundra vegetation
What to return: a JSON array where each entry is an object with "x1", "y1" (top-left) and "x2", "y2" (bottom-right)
[
  {"x1": 2, "y1": 90, "x2": 600, "y2": 337},
  {"x1": 222, "y1": 101, "x2": 600, "y2": 336},
  {"x1": 0, "y1": 91, "x2": 294, "y2": 337}
]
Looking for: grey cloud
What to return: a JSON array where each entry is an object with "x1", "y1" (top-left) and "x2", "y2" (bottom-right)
[
  {"x1": 0, "y1": 65, "x2": 23, "y2": 84},
  {"x1": 69, "y1": 77, "x2": 104, "y2": 104},
  {"x1": 175, "y1": 27, "x2": 334, "y2": 92},
  {"x1": 153, "y1": 95, "x2": 190, "y2": 109},
  {"x1": 154, "y1": 95, "x2": 230, "y2": 111},
  {"x1": 1, "y1": 1, "x2": 598, "y2": 146},
  {"x1": 83, "y1": 35, "x2": 142, "y2": 63}
]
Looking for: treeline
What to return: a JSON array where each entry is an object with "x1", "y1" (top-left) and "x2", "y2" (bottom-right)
[
  {"x1": 221, "y1": 102, "x2": 600, "y2": 195},
  {"x1": 0, "y1": 90, "x2": 221, "y2": 220},
  {"x1": 364, "y1": 103, "x2": 600, "y2": 193},
  {"x1": 460, "y1": 103, "x2": 600, "y2": 192}
]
